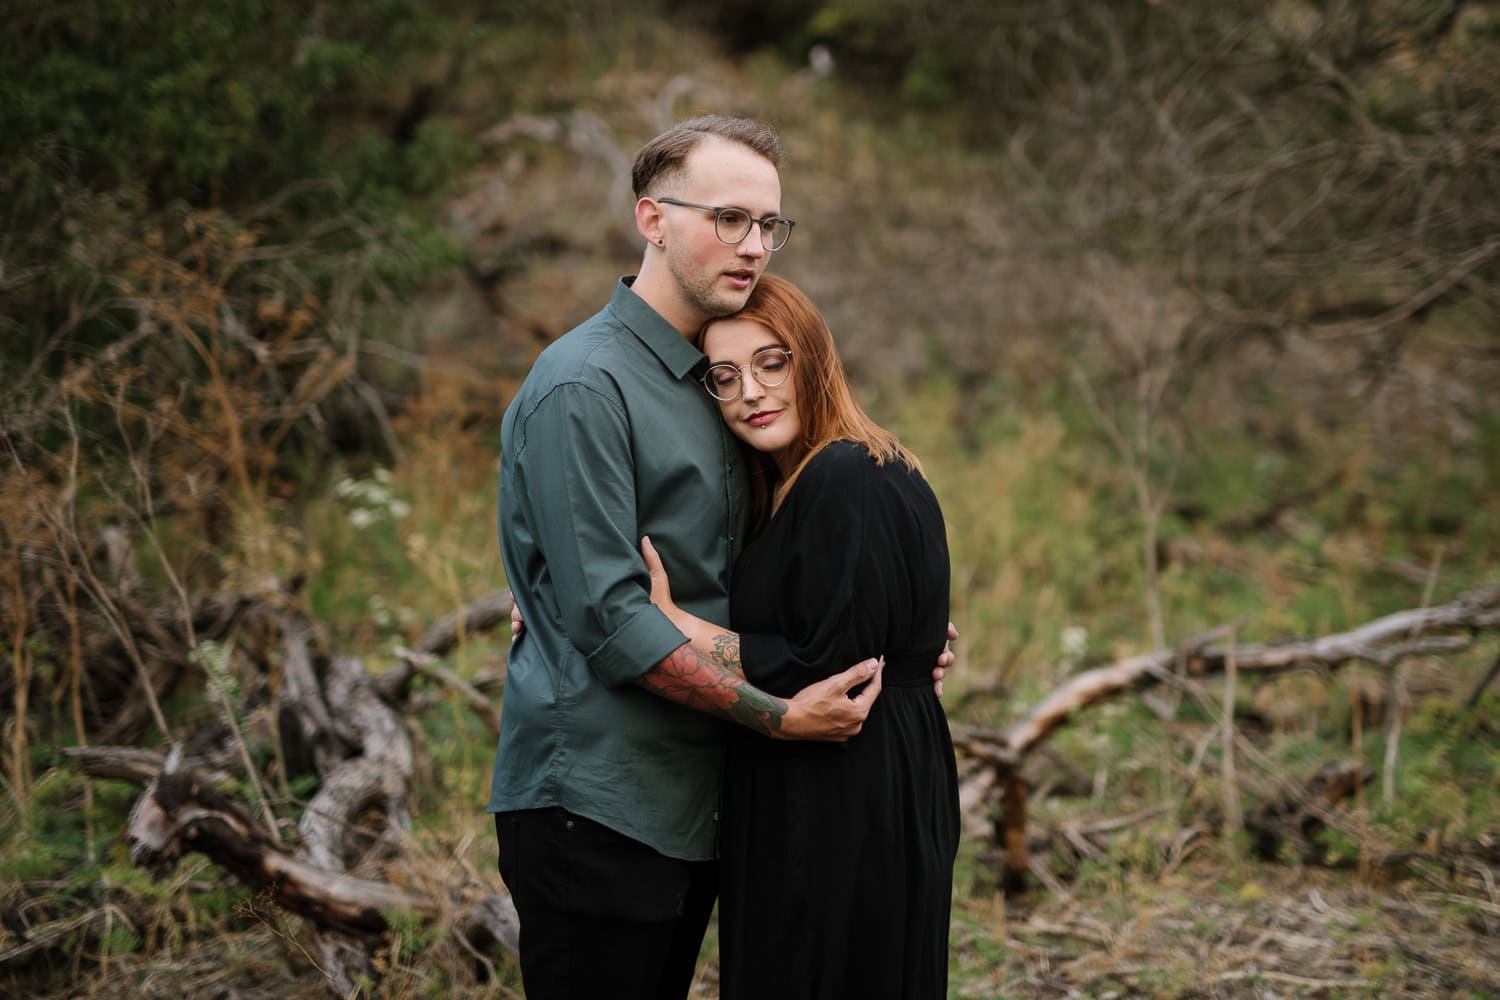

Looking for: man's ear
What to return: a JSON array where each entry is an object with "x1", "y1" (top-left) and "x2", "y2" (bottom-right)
[{"x1": 635, "y1": 196, "x2": 665, "y2": 246}]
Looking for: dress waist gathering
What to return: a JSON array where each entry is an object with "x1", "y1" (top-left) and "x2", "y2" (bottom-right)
[{"x1": 879, "y1": 651, "x2": 943, "y2": 688}]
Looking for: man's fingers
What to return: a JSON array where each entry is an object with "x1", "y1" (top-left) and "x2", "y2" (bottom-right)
[
  {"x1": 510, "y1": 602, "x2": 524, "y2": 639},
  {"x1": 947, "y1": 621, "x2": 959, "y2": 643}
]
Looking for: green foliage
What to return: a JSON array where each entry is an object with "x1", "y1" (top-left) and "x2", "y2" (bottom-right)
[
  {"x1": 5, "y1": 0, "x2": 459, "y2": 203},
  {"x1": 98, "y1": 925, "x2": 143, "y2": 957},
  {"x1": 1382, "y1": 691, "x2": 1500, "y2": 840}
]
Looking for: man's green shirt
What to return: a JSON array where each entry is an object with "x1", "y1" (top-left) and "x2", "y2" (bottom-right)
[{"x1": 487, "y1": 278, "x2": 750, "y2": 860}]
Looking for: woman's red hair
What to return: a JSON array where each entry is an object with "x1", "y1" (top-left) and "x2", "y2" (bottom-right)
[{"x1": 700, "y1": 273, "x2": 920, "y2": 521}]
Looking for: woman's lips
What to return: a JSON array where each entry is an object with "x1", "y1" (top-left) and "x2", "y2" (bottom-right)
[{"x1": 747, "y1": 410, "x2": 781, "y2": 428}]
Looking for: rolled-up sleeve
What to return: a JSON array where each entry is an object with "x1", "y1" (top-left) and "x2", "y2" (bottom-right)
[{"x1": 514, "y1": 381, "x2": 688, "y2": 686}]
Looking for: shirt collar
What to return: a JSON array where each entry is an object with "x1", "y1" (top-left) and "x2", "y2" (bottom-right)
[{"x1": 610, "y1": 276, "x2": 708, "y2": 381}]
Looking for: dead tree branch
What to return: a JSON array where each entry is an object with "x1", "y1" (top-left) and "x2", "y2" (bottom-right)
[
  {"x1": 955, "y1": 581, "x2": 1500, "y2": 772},
  {"x1": 374, "y1": 589, "x2": 512, "y2": 706},
  {"x1": 127, "y1": 751, "x2": 433, "y2": 934},
  {"x1": 952, "y1": 582, "x2": 1500, "y2": 887}
]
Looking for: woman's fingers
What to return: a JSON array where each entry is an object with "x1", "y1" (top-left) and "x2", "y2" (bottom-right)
[
  {"x1": 848, "y1": 655, "x2": 884, "y2": 709},
  {"x1": 640, "y1": 535, "x2": 673, "y2": 607},
  {"x1": 781, "y1": 657, "x2": 885, "y2": 742},
  {"x1": 640, "y1": 535, "x2": 663, "y2": 572}
]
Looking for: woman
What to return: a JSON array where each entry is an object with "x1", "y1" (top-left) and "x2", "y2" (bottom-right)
[{"x1": 643, "y1": 274, "x2": 959, "y2": 999}]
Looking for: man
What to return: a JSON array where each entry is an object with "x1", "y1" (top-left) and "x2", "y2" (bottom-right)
[{"x1": 489, "y1": 116, "x2": 949, "y2": 999}]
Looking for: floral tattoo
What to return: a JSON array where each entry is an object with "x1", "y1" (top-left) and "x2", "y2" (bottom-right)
[{"x1": 636, "y1": 640, "x2": 785, "y2": 736}]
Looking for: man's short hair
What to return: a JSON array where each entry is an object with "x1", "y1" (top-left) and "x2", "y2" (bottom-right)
[{"x1": 632, "y1": 116, "x2": 784, "y2": 199}]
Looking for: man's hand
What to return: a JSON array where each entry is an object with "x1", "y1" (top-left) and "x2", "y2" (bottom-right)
[
  {"x1": 933, "y1": 621, "x2": 958, "y2": 697},
  {"x1": 510, "y1": 602, "x2": 524, "y2": 640},
  {"x1": 778, "y1": 657, "x2": 884, "y2": 742}
]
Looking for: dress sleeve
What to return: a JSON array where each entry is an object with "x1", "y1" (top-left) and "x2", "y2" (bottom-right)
[
  {"x1": 738, "y1": 446, "x2": 880, "y2": 697},
  {"x1": 511, "y1": 382, "x2": 688, "y2": 687}
]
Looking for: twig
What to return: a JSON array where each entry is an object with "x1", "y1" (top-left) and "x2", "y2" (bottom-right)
[
  {"x1": 374, "y1": 590, "x2": 513, "y2": 705},
  {"x1": 1464, "y1": 652, "x2": 1500, "y2": 709},
  {"x1": 0, "y1": 909, "x2": 108, "y2": 966},
  {"x1": 1076, "y1": 805, "x2": 1171, "y2": 835},
  {"x1": 1060, "y1": 824, "x2": 1106, "y2": 863},
  {"x1": 1024, "y1": 856, "x2": 1071, "y2": 901},
  {"x1": 1222, "y1": 629, "x2": 1241, "y2": 840},
  {"x1": 1018, "y1": 916, "x2": 1110, "y2": 947},
  {"x1": 392, "y1": 646, "x2": 502, "y2": 737},
  {"x1": 1215, "y1": 969, "x2": 1371, "y2": 989},
  {"x1": 54, "y1": 406, "x2": 172, "y2": 741},
  {"x1": 1386, "y1": 549, "x2": 1443, "y2": 803}
]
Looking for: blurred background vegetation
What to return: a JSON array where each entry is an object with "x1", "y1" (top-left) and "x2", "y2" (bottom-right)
[{"x1": 3, "y1": 0, "x2": 1498, "y2": 996}]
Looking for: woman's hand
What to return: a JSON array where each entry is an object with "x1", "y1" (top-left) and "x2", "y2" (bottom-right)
[
  {"x1": 640, "y1": 535, "x2": 679, "y2": 615},
  {"x1": 641, "y1": 535, "x2": 722, "y2": 648},
  {"x1": 933, "y1": 621, "x2": 957, "y2": 697}
]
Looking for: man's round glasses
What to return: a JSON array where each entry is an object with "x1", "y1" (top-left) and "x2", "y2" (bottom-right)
[
  {"x1": 702, "y1": 348, "x2": 793, "y2": 402},
  {"x1": 658, "y1": 198, "x2": 796, "y2": 252}
]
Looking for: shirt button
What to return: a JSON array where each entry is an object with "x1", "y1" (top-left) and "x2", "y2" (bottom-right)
[
  {"x1": 713, "y1": 811, "x2": 720, "y2": 822},
  {"x1": 565, "y1": 820, "x2": 575, "y2": 830}
]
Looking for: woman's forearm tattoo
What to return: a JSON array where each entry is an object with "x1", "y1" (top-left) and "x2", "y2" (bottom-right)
[{"x1": 637, "y1": 641, "x2": 785, "y2": 736}]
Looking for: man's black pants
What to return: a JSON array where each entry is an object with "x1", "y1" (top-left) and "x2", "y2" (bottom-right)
[{"x1": 496, "y1": 808, "x2": 717, "y2": 1000}]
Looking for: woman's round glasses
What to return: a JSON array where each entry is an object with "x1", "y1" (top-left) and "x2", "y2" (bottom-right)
[
  {"x1": 702, "y1": 348, "x2": 793, "y2": 402},
  {"x1": 657, "y1": 198, "x2": 795, "y2": 252}
]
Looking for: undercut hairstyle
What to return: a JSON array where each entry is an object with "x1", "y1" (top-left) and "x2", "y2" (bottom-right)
[
  {"x1": 698, "y1": 274, "x2": 921, "y2": 522},
  {"x1": 632, "y1": 116, "x2": 784, "y2": 199}
]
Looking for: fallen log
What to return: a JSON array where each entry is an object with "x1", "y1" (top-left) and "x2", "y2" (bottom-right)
[
  {"x1": 127, "y1": 750, "x2": 433, "y2": 934},
  {"x1": 101, "y1": 601, "x2": 521, "y2": 993},
  {"x1": 952, "y1": 582, "x2": 1500, "y2": 887},
  {"x1": 72, "y1": 746, "x2": 521, "y2": 966},
  {"x1": 299, "y1": 653, "x2": 414, "y2": 873}
]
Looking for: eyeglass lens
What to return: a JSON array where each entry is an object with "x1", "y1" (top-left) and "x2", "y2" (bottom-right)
[
  {"x1": 714, "y1": 209, "x2": 792, "y2": 251},
  {"x1": 705, "y1": 350, "x2": 791, "y2": 401}
]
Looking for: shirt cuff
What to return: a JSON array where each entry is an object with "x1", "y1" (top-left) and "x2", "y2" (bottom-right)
[{"x1": 587, "y1": 604, "x2": 691, "y2": 687}]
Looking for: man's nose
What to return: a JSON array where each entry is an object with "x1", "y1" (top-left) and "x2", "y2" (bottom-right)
[{"x1": 734, "y1": 229, "x2": 767, "y2": 259}]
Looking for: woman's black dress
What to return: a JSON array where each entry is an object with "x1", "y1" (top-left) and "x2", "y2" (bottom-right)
[{"x1": 720, "y1": 440, "x2": 960, "y2": 1000}]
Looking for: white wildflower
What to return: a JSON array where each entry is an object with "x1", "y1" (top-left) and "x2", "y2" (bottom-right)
[{"x1": 1060, "y1": 625, "x2": 1089, "y2": 659}]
